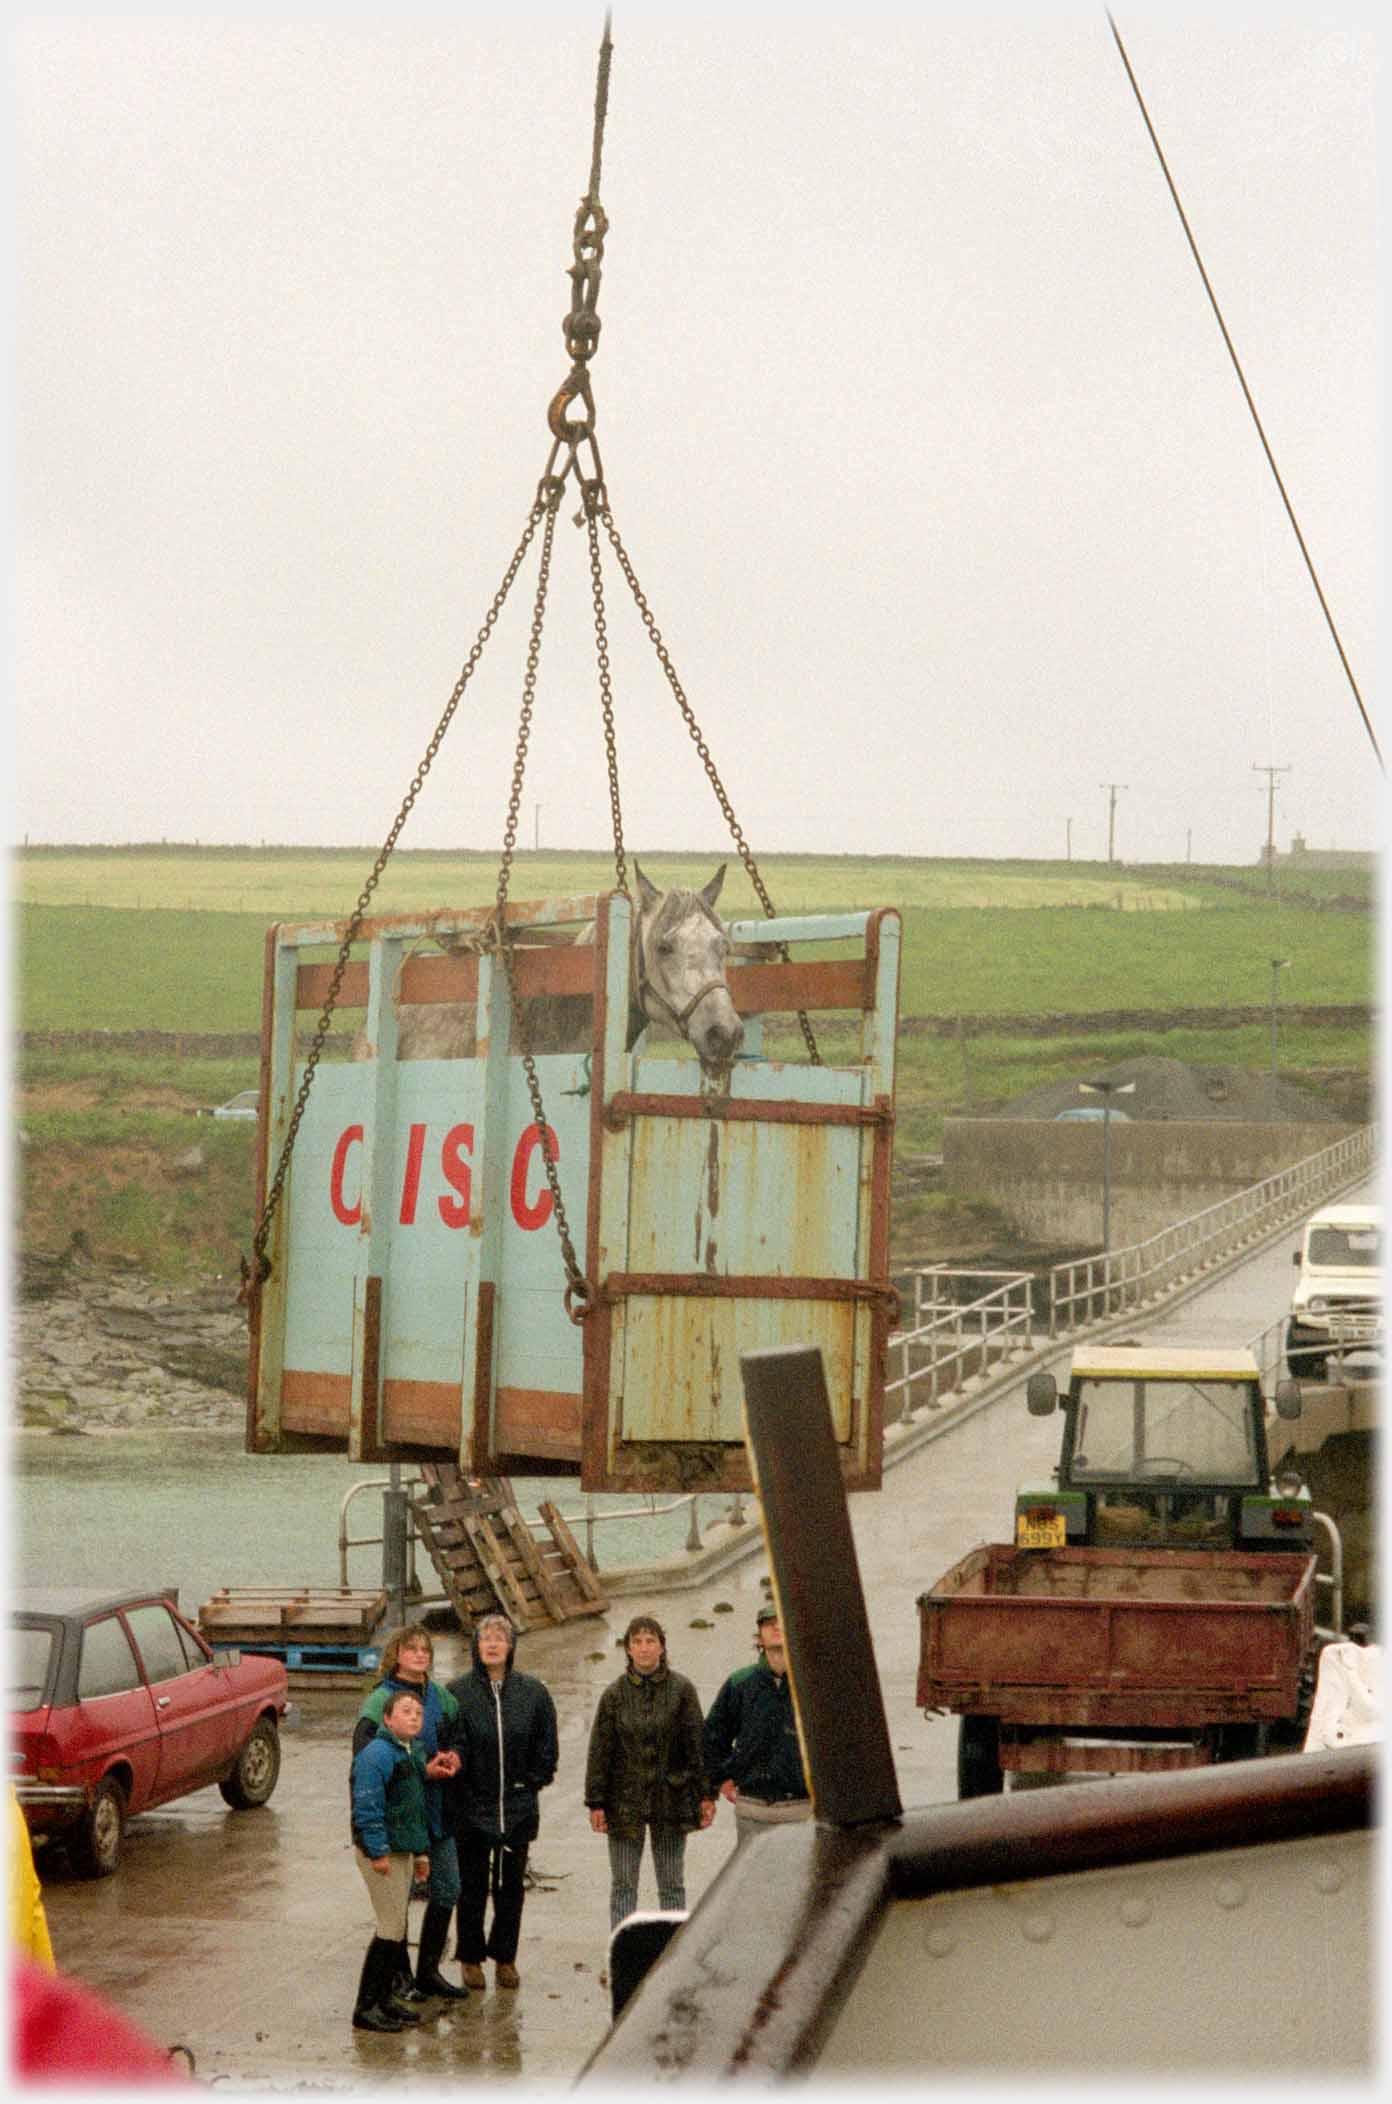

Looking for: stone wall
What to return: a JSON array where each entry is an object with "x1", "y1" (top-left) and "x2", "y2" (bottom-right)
[{"x1": 941, "y1": 1119, "x2": 1357, "y2": 1249}]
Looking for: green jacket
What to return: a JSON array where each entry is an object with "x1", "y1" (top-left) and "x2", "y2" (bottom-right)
[{"x1": 584, "y1": 1664, "x2": 710, "y2": 1838}]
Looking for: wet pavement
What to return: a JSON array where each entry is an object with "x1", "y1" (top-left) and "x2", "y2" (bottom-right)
[
  {"x1": 34, "y1": 1436, "x2": 990, "y2": 2091},
  {"x1": 33, "y1": 1209, "x2": 1324, "y2": 2088}
]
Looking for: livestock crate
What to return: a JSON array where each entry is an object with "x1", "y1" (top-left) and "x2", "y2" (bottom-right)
[{"x1": 247, "y1": 891, "x2": 900, "y2": 1492}]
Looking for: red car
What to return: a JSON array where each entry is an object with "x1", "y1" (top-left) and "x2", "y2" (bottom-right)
[{"x1": 11, "y1": 1586, "x2": 288, "y2": 1877}]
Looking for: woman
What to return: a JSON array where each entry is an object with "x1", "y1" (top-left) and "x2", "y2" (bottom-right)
[
  {"x1": 584, "y1": 1613, "x2": 715, "y2": 1931},
  {"x1": 446, "y1": 1613, "x2": 558, "y2": 1991},
  {"x1": 353, "y1": 1623, "x2": 465, "y2": 2001},
  {"x1": 348, "y1": 1687, "x2": 431, "y2": 2033}
]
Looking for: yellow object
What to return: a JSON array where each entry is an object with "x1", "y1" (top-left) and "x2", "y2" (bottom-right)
[{"x1": 8, "y1": 1787, "x2": 55, "y2": 1970}]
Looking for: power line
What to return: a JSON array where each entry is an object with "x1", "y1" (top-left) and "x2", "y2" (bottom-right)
[{"x1": 1106, "y1": 11, "x2": 1382, "y2": 775}]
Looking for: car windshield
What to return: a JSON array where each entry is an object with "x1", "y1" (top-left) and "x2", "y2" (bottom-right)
[
  {"x1": 1306, "y1": 1227, "x2": 1380, "y2": 1268},
  {"x1": 9, "y1": 1626, "x2": 56, "y2": 1711},
  {"x1": 1069, "y1": 1377, "x2": 1261, "y2": 1488}
]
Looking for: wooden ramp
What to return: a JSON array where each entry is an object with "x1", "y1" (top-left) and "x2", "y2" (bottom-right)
[{"x1": 412, "y1": 1465, "x2": 606, "y2": 1633}]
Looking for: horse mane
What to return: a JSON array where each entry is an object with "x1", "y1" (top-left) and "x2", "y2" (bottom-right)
[{"x1": 646, "y1": 887, "x2": 726, "y2": 941}]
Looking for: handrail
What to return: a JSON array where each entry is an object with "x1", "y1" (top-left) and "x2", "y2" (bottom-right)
[
  {"x1": 886, "y1": 1269, "x2": 1035, "y2": 1421},
  {"x1": 1048, "y1": 1126, "x2": 1377, "y2": 1337}
]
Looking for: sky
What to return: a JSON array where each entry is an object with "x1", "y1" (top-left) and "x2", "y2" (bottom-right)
[{"x1": 10, "y1": 3, "x2": 1384, "y2": 868}]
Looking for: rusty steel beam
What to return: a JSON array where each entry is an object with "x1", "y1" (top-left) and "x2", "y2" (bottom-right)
[
  {"x1": 739, "y1": 1344, "x2": 901, "y2": 1827},
  {"x1": 603, "y1": 1272, "x2": 886, "y2": 1304},
  {"x1": 603, "y1": 1091, "x2": 892, "y2": 1129}
]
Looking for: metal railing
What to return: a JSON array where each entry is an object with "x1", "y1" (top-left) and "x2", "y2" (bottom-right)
[
  {"x1": 1048, "y1": 1126, "x2": 1377, "y2": 1336},
  {"x1": 338, "y1": 1476, "x2": 434, "y2": 1597},
  {"x1": 886, "y1": 1268, "x2": 1035, "y2": 1421}
]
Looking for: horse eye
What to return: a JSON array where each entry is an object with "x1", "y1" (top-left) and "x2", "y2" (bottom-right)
[{"x1": 656, "y1": 938, "x2": 675, "y2": 957}]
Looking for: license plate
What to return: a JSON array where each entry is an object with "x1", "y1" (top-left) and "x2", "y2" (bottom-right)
[{"x1": 1016, "y1": 1512, "x2": 1066, "y2": 1549}]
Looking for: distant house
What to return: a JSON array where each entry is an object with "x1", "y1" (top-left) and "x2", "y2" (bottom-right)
[{"x1": 1259, "y1": 833, "x2": 1376, "y2": 873}]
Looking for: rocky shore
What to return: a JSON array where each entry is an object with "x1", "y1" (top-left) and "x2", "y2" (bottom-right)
[{"x1": 14, "y1": 1236, "x2": 247, "y2": 1435}]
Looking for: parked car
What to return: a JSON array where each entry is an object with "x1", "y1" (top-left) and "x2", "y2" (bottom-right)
[
  {"x1": 10, "y1": 1587, "x2": 288, "y2": 1877},
  {"x1": 212, "y1": 1090, "x2": 260, "y2": 1121}
]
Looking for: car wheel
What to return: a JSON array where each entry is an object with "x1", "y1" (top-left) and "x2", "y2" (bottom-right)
[
  {"x1": 218, "y1": 1718, "x2": 281, "y2": 1808},
  {"x1": 68, "y1": 1775, "x2": 126, "y2": 1878}
]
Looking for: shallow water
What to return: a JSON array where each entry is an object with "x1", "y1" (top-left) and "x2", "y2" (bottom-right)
[{"x1": 9, "y1": 1430, "x2": 698, "y2": 1616}]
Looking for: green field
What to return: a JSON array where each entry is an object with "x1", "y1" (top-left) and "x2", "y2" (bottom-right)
[
  {"x1": 13, "y1": 848, "x2": 1375, "y2": 1032},
  {"x1": 12, "y1": 847, "x2": 1377, "y2": 1282}
]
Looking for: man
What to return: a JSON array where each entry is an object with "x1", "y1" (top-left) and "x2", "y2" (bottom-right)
[{"x1": 702, "y1": 1605, "x2": 811, "y2": 1842}]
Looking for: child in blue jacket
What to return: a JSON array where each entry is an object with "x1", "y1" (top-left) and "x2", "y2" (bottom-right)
[{"x1": 349, "y1": 1688, "x2": 431, "y2": 2033}]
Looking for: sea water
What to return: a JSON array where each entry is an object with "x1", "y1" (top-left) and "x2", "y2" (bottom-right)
[{"x1": 9, "y1": 1430, "x2": 704, "y2": 1618}]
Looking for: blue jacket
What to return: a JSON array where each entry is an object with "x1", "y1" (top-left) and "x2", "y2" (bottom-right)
[
  {"x1": 702, "y1": 1659, "x2": 807, "y2": 1802},
  {"x1": 351, "y1": 1726, "x2": 430, "y2": 1858},
  {"x1": 353, "y1": 1674, "x2": 458, "y2": 1842}
]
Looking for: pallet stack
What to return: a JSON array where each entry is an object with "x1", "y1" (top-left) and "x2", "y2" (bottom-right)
[
  {"x1": 197, "y1": 1586, "x2": 389, "y2": 1686},
  {"x1": 412, "y1": 1465, "x2": 606, "y2": 1633}
]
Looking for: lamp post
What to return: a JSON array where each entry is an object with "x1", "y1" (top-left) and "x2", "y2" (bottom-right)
[
  {"x1": 1269, "y1": 958, "x2": 1291, "y2": 1120},
  {"x1": 1078, "y1": 1079, "x2": 1137, "y2": 1254}
]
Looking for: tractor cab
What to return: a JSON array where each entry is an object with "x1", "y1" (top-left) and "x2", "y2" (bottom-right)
[{"x1": 1016, "y1": 1343, "x2": 1312, "y2": 1553}]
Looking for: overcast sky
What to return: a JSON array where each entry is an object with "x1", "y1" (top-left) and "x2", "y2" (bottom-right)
[{"x1": 11, "y1": 4, "x2": 1383, "y2": 867}]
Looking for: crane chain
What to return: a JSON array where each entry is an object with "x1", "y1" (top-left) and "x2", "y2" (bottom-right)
[
  {"x1": 247, "y1": 494, "x2": 550, "y2": 1285},
  {"x1": 491, "y1": 482, "x2": 593, "y2": 1322},
  {"x1": 596, "y1": 500, "x2": 822, "y2": 1065}
]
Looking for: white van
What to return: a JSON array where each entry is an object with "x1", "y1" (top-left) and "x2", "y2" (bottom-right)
[{"x1": 1286, "y1": 1202, "x2": 1382, "y2": 1381}]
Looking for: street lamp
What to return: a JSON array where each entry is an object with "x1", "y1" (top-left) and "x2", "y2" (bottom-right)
[
  {"x1": 1269, "y1": 959, "x2": 1291, "y2": 1120},
  {"x1": 1078, "y1": 1079, "x2": 1137, "y2": 1253}
]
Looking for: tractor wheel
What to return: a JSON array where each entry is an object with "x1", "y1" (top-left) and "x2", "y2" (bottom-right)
[{"x1": 956, "y1": 1715, "x2": 1004, "y2": 1799}]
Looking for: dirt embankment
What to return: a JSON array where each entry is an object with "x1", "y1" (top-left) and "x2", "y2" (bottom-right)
[{"x1": 15, "y1": 1238, "x2": 247, "y2": 1435}]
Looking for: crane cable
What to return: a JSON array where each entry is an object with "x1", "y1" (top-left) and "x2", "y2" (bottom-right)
[{"x1": 1107, "y1": 11, "x2": 1381, "y2": 773}]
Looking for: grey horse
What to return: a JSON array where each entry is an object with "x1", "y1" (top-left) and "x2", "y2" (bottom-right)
[{"x1": 351, "y1": 863, "x2": 744, "y2": 1070}]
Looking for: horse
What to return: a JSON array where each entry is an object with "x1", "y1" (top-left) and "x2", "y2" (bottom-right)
[{"x1": 350, "y1": 863, "x2": 744, "y2": 1070}]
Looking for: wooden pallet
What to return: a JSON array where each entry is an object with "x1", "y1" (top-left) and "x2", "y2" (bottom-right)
[
  {"x1": 413, "y1": 1466, "x2": 606, "y2": 1632},
  {"x1": 197, "y1": 1586, "x2": 388, "y2": 1647}
]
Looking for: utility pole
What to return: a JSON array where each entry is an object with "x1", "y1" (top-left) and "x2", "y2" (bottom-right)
[
  {"x1": 1253, "y1": 763, "x2": 1290, "y2": 888},
  {"x1": 1101, "y1": 783, "x2": 1128, "y2": 865},
  {"x1": 1268, "y1": 958, "x2": 1291, "y2": 1120},
  {"x1": 1065, "y1": 817, "x2": 1073, "y2": 862}
]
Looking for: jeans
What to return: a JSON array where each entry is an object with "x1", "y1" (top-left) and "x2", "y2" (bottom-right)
[
  {"x1": 428, "y1": 1831, "x2": 461, "y2": 1908},
  {"x1": 606, "y1": 1823, "x2": 687, "y2": 1932}
]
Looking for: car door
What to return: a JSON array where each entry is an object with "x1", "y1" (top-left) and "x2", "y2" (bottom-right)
[
  {"x1": 121, "y1": 1602, "x2": 231, "y2": 1801},
  {"x1": 68, "y1": 1614, "x2": 161, "y2": 1814}
]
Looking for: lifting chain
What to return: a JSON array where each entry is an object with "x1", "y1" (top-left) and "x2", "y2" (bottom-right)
[
  {"x1": 489, "y1": 481, "x2": 594, "y2": 1322},
  {"x1": 249, "y1": 12, "x2": 819, "y2": 1322},
  {"x1": 247, "y1": 495, "x2": 554, "y2": 1288}
]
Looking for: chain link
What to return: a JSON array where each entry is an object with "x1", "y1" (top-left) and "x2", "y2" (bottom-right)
[
  {"x1": 248, "y1": 496, "x2": 549, "y2": 1282},
  {"x1": 584, "y1": 482, "x2": 628, "y2": 895},
  {"x1": 491, "y1": 485, "x2": 593, "y2": 1319},
  {"x1": 597, "y1": 502, "x2": 822, "y2": 1064}
]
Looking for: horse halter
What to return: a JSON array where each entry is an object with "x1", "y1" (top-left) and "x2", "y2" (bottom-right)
[{"x1": 631, "y1": 910, "x2": 734, "y2": 1042}]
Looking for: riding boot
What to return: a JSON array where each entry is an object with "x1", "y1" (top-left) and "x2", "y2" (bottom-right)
[
  {"x1": 385, "y1": 1941, "x2": 425, "y2": 2023},
  {"x1": 390, "y1": 1937, "x2": 429, "y2": 2009},
  {"x1": 416, "y1": 1901, "x2": 470, "y2": 1998},
  {"x1": 352, "y1": 1936, "x2": 405, "y2": 2032}
]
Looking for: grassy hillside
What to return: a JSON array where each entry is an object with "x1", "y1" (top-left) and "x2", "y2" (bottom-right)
[{"x1": 12, "y1": 847, "x2": 1376, "y2": 1282}]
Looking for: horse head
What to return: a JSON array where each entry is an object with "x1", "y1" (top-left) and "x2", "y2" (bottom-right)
[{"x1": 631, "y1": 862, "x2": 745, "y2": 1070}]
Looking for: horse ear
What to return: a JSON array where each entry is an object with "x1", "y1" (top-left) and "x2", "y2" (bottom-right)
[
  {"x1": 700, "y1": 864, "x2": 727, "y2": 909},
  {"x1": 634, "y1": 862, "x2": 660, "y2": 908}
]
